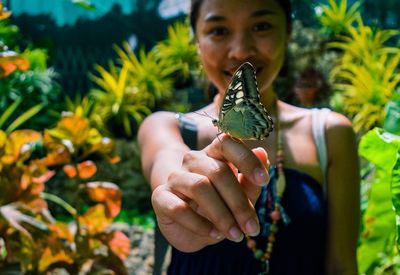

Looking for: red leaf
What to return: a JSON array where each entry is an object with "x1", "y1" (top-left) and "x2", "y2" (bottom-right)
[
  {"x1": 86, "y1": 182, "x2": 121, "y2": 218},
  {"x1": 108, "y1": 231, "x2": 131, "y2": 261}
]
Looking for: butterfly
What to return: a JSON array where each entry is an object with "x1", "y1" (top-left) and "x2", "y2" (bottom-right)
[{"x1": 212, "y1": 62, "x2": 274, "y2": 140}]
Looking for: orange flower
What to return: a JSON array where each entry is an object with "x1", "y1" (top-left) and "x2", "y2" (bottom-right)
[
  {"x1": 0, "y1": 57, "x2": 30, "y2": 78},
  {"x1": 63, "y1": 161, "x2": 97, "y2": 179}
]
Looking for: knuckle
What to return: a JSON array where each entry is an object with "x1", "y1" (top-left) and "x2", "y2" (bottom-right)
[
  {"x1": 190, "y1": 175, "x2": 211, "y2": 194},
  {"x1": 166, "y1": 199, "x2": 188, "y2": 218},
  {"x1": 236, "y1": 149, "x2": 251, "y2": 164},
  {"x1": 182, "y1": 150, "x2": 199, "y2": 163},
  {"x1": 208, "y1": 161, "x2": 228, "y2": 180},
  {"x1": 216, "y1": 217, "x2": 237, "y2": 233},
  {"x1": 167, "y1": 170, "x2": 183, "y2": 184},
  {"x1": 230, "y1": 203, "x2": 252, "y2": 219},
  {"x1": 150, "y1": 187, "x2": 162, "y2": 210}
]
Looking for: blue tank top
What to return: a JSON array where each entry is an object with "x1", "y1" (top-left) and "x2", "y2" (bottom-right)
[{"x1": 167, "y1": 167, "x2": 327, "y2": 275}]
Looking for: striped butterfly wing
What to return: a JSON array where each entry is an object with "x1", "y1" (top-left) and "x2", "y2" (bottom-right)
[{"x1": 213, "y1": 62, "x2": 274, "y2": 140}]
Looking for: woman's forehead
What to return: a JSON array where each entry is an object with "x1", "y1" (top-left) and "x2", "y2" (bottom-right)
[{"x1": 198, "y1": 0, "x2": 283, "y2": 19}]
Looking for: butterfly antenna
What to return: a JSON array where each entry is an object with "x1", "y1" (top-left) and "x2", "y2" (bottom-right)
[{"x1": 194, "y1": 110, "x2": 215, "y2": 120}]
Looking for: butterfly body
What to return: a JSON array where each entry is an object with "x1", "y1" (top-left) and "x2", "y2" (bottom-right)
[{"x1": 212, "y1": 62, "x2": 274, "y2": 140}]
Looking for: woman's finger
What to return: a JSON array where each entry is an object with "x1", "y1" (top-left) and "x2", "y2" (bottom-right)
[
  {"x1": 152, "y1": 184, "x2": 221, "y2": 243},
  {"x1": 168, "y1": 169, "x2": 245, "y2": 242},
  {"x1": 238, "y1": 147, "x2": 270, "y2": 204},
  {"x1": 180, "y1": 149, "x2": 261, "y2": 238},
  {"x1": 206, "y1": 134, "x2": 270, "y2": 186}
]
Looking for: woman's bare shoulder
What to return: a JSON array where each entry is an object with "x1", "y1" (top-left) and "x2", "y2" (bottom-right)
[
  {"x1": 324, "y1": 111, "x2": 357, "y2": 158},
  {"x1": 326, "y1": 111, "x2": 353, "y2": 131}
]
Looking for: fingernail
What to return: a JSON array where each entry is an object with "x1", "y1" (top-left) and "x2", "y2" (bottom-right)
[
  {"x1": 210, "y1": 228, "x2": 223, "y2": 240},
  {"x1": 229, "y1": 226, "x2": 244, "y2": 242},
  {"x1": 253, "y1": 167, "x2": 269, "y2": 186},
  {"x1": 245, "y1": 218, "x2": 260, "y2": 237}
]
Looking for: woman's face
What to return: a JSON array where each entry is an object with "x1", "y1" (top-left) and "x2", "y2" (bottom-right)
[{"x1": 195, "y1": 0, "x2": 288, "y2": 98}]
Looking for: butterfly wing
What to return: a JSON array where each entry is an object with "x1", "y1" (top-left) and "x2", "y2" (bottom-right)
[
  {"x1": 219, "y1": 100, "x2": 274, "y2": 140},
  {"x1": 218, "y1": 62, "x2": 257, "y2": 122},
  {"x1": 214, "y1": 62, "x2": 274, "y2": 140},
  {"x1": 241, "y1": 62, "x2": 260, "y2": 101}
]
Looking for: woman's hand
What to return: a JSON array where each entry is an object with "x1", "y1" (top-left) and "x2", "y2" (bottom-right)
[{"x1": 151, "y1": 134, "x2": 269, "y2": 252}]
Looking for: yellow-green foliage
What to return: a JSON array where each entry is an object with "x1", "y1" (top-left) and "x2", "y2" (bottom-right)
[
  {"x1": 329, "y1": 19, "x2": 400, "y2": 133},
  {"x1": 318, "y1": 0, "x2": 361, "y2": 35},
  {"x1": 318, "y1": 0, "x2": 361, "y2": 34},
  {"x1": 153, "y1": 20, "x2": 199, "y2": 79},
  {"x1": 90, "y1": 60, "x2": 152, "y2": 138},
  {"x1": 114, "y1": 43, "x2": 175, "y2": 103},
  {"x1": 88, "y1": 20, "x2": 199, "y2": 138}
]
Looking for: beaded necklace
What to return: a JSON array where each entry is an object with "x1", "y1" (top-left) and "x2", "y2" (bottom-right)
[{"x1": 246, "y1": 116, "x2": 290, "y2": 275}]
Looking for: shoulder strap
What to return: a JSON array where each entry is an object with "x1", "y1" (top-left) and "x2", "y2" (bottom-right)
[
  {"x1": 311, "y1": 108, "x2": 331, "y2": 194},
  {"x1": 176, "y1": 113, "x2": 198, "y2": 150}
]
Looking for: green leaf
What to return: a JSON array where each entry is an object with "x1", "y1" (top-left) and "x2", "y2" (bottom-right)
[
  {"x1": 40, "y1": 192, "x2": 77, "y2": 217},
  {"x1": 384, "y1": 100, "x2": 400, "y2": 135},
  {"x1": 5, "y1": 104, "x2": 44, "y2": 134},
  {"x1": 358, "y1": 128, "x2": 400, "y2": 272},
  {"x1": 0, "y1": 98, "x2": 22, "y2": 129},
  {"x1": 393, "y1": 156, "x2": 400, "y2": 251},
  {"x1": 71, "y1": 0, "x2": 96, "y2": 11}
]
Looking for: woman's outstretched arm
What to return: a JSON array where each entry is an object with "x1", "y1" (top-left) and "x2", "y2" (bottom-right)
[{"x1": 138, "y1": 111, "x2": 269, "y2": 252}]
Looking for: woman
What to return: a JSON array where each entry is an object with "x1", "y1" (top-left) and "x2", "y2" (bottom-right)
[{"x1": 138, "y1": 0, "x2": 360, "y2": 274}]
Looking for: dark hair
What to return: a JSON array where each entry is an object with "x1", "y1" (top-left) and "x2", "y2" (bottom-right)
[{"x1": 190, "y1": 0, "x2": 292, "y2": 33}]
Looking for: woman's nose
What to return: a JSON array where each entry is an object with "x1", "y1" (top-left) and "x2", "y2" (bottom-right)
[{"x1": 228, "y1": 33, "x2": 256, "y2": 60}]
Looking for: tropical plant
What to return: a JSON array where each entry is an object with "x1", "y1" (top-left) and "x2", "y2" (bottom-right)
[
  {"x1": 0, "y1": 115, "x2": 129, "y2": 274},
  {"x1": 0, "y1": 4, "x2": 132, "y2": 273},
  {"x1": 0, "y1": 98, "x2": 44, "y2": 134},
  {"x1": 90, "y1": 61, "x2": 152, "y2": 138},
  {"x1": 357, "y1": 128, "x2": 400, "y2": 274},
  {"x1": 0, "y1": 50, "x2": 52, "y2": 135},
  {"x1": 114, "y1": 42, "x2": 176, "y2": 103},
  {"x1": 328, "y1": 21, "x2": 400, "y2": 133},
  {"x1": 64, "y1": 94, "x2": 96, "y2": 120},
  {"x1": 0, "y1": 1, "x2": 16, "y2": 48},
  {"x1": 320, "y1": 0, "x2": 400, "y2": 133},
  {"x1": 318, "y1": 2, "x2": 400, "y2": 273},
  {"x1": 153, "y1": 20, "x2": 200, "y2": 81},
  {"x1": 89, "y1": 20, "x2": 202, "y2": 137},
  {"x1": 0, "y1": 7, "x2": 62, "y2": 131},
  {"x1": 383, "y1": 90, "x2": 400, "y2": 135},
  {"x1": 317, "y1": 0, "x2": 362, "y2": 35}
]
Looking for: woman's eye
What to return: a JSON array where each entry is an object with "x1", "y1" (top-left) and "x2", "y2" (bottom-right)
[
  {"x1": 253, "y1": 22, "x2": 272, "y2": 32},
  {"x1": 209, "y1": 27, "x2": 228, "y2": 36}
]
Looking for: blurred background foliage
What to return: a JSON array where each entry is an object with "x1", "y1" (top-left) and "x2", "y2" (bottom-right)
[{"x1": 0, "y1": 0, "x2": 400, "y2": 274}]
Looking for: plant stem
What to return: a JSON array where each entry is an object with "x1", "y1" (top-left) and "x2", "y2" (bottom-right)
[{"x1": 40, "y1": 192, "x2": 77, "y2": 217}]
